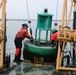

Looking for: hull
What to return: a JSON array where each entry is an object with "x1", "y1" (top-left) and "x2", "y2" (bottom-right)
[
  {"x1": 23, "y1": 40, "x2": 56, "y2": 56},
  {"x1": 23, "y1": 40, "x2": 57, "y2": 63}
]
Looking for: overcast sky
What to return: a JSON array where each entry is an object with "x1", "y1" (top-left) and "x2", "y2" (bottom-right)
[{"x1": 6, "y1": 0, "x2": 73, "y2": 20}]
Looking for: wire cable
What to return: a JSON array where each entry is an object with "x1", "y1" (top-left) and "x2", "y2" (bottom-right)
[
  {"x1": 54, "y1": 0, "x2": 59, "y2": 27},
  {"x1": 26, "y1": 0, "x2": 32, "y2": 37},
  {"x1": 56, "y1": 0, "x2": 58, "y2": 22},
  {"x1": 26, "y1": 0, "x2": 30, "y2": 19}
]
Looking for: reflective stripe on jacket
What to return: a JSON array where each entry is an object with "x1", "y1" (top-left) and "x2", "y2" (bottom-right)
[{"x1": 16, "y1": 28, "x2": 30, "y2": 40}]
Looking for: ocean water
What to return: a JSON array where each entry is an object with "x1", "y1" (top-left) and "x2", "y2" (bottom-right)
[{"x1": 6, "y1": 20, "x2": 73, "y2": 61}]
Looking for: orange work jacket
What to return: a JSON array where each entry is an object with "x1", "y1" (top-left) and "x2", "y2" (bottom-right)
[
  {"x1": 51, "y1": 32, "x2": 58, "y2": 42},
  {"x1": 16, "y1": 28, "x2": 30, "y2": 40}
]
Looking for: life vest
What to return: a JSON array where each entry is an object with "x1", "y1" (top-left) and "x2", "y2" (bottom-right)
[
  {"x1": 16, "y1": 28, "x2": 30, "y2": 40},
  {"x1": 51, "y1": 32, "x2": 58, "y2": 41}
]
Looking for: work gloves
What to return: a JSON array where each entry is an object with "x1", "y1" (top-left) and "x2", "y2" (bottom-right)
[
  {"x1": 30, "y1": 36, "x2": 34, "y2": 42},
  {"x1": 51, "y1": 40, "x2": 56, "y2": 47}
]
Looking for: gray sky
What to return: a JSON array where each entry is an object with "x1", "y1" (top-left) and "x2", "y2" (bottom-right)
[{"x1": 6, "y1": 0, "x2": 73, "y2": 20}]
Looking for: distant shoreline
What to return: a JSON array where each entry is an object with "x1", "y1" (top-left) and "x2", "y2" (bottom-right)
[{"x1": 6, "y1": 19, "x2": 73, "y2": 21}]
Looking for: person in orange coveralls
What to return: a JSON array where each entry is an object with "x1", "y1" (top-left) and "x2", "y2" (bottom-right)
[
  {"x1": 51, "y1": 30, "x2": 58, "y2": 60},
  {"x1": 51, "y1": 30, "x2": 58, "y2": 46},
  {"x1": 13, "y1": 23, "x2": 33, "y2": 64}
]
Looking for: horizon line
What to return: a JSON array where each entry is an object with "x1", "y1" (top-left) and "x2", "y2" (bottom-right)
[{"x1": 5, "y1": 19, "x2": 73, "y2": 21}]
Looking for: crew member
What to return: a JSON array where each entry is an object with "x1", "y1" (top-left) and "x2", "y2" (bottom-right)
[
  {"x1": 51, "y1": 30, "x2": 58, "y2": 59},
  {"x1": 13, "y1": 23, "x2": 33, "y2": 64},
  {"x1": 51, "y1": 30, "x2": 58, "y2": 46}
]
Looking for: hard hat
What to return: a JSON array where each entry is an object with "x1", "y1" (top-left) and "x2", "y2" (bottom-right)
[{"x1": 22, "y1": 23, "x2": 28, "y2": 28}]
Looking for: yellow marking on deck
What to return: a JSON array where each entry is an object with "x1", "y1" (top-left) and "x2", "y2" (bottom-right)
[{"x1": 34, "y1": 64, "x2": 43, "y2": 66}]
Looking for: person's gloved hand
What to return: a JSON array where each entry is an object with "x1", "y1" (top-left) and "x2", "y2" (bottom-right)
[
  {"x1": 30, "y1": 36, "x2": 34, "y2": 42},
  {"x1": 51, "y1": 40, "x2": 56, "y2": 47}
]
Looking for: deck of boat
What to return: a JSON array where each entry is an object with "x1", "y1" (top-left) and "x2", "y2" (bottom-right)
[{"x1": 8, "y1": 62, "x2": 55, "y2": 75}]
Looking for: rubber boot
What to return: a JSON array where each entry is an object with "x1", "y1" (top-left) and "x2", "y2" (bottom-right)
[{"x1": 13, "y1": 56, "x2": 20, "y2": 64}]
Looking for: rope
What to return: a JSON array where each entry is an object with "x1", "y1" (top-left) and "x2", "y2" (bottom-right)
[
  {"x1": 56, "y1": 0, "x2": 58, "y2": 22},
  {"x1": 54, "y1": 0, "x2": 59, "y2": 27},
  {"x1": 26, "y1": 0, "x2": 31, "y2": 28},
  {"x1": 26, "y1": 0, "x2": 32, "y2": 37}
]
